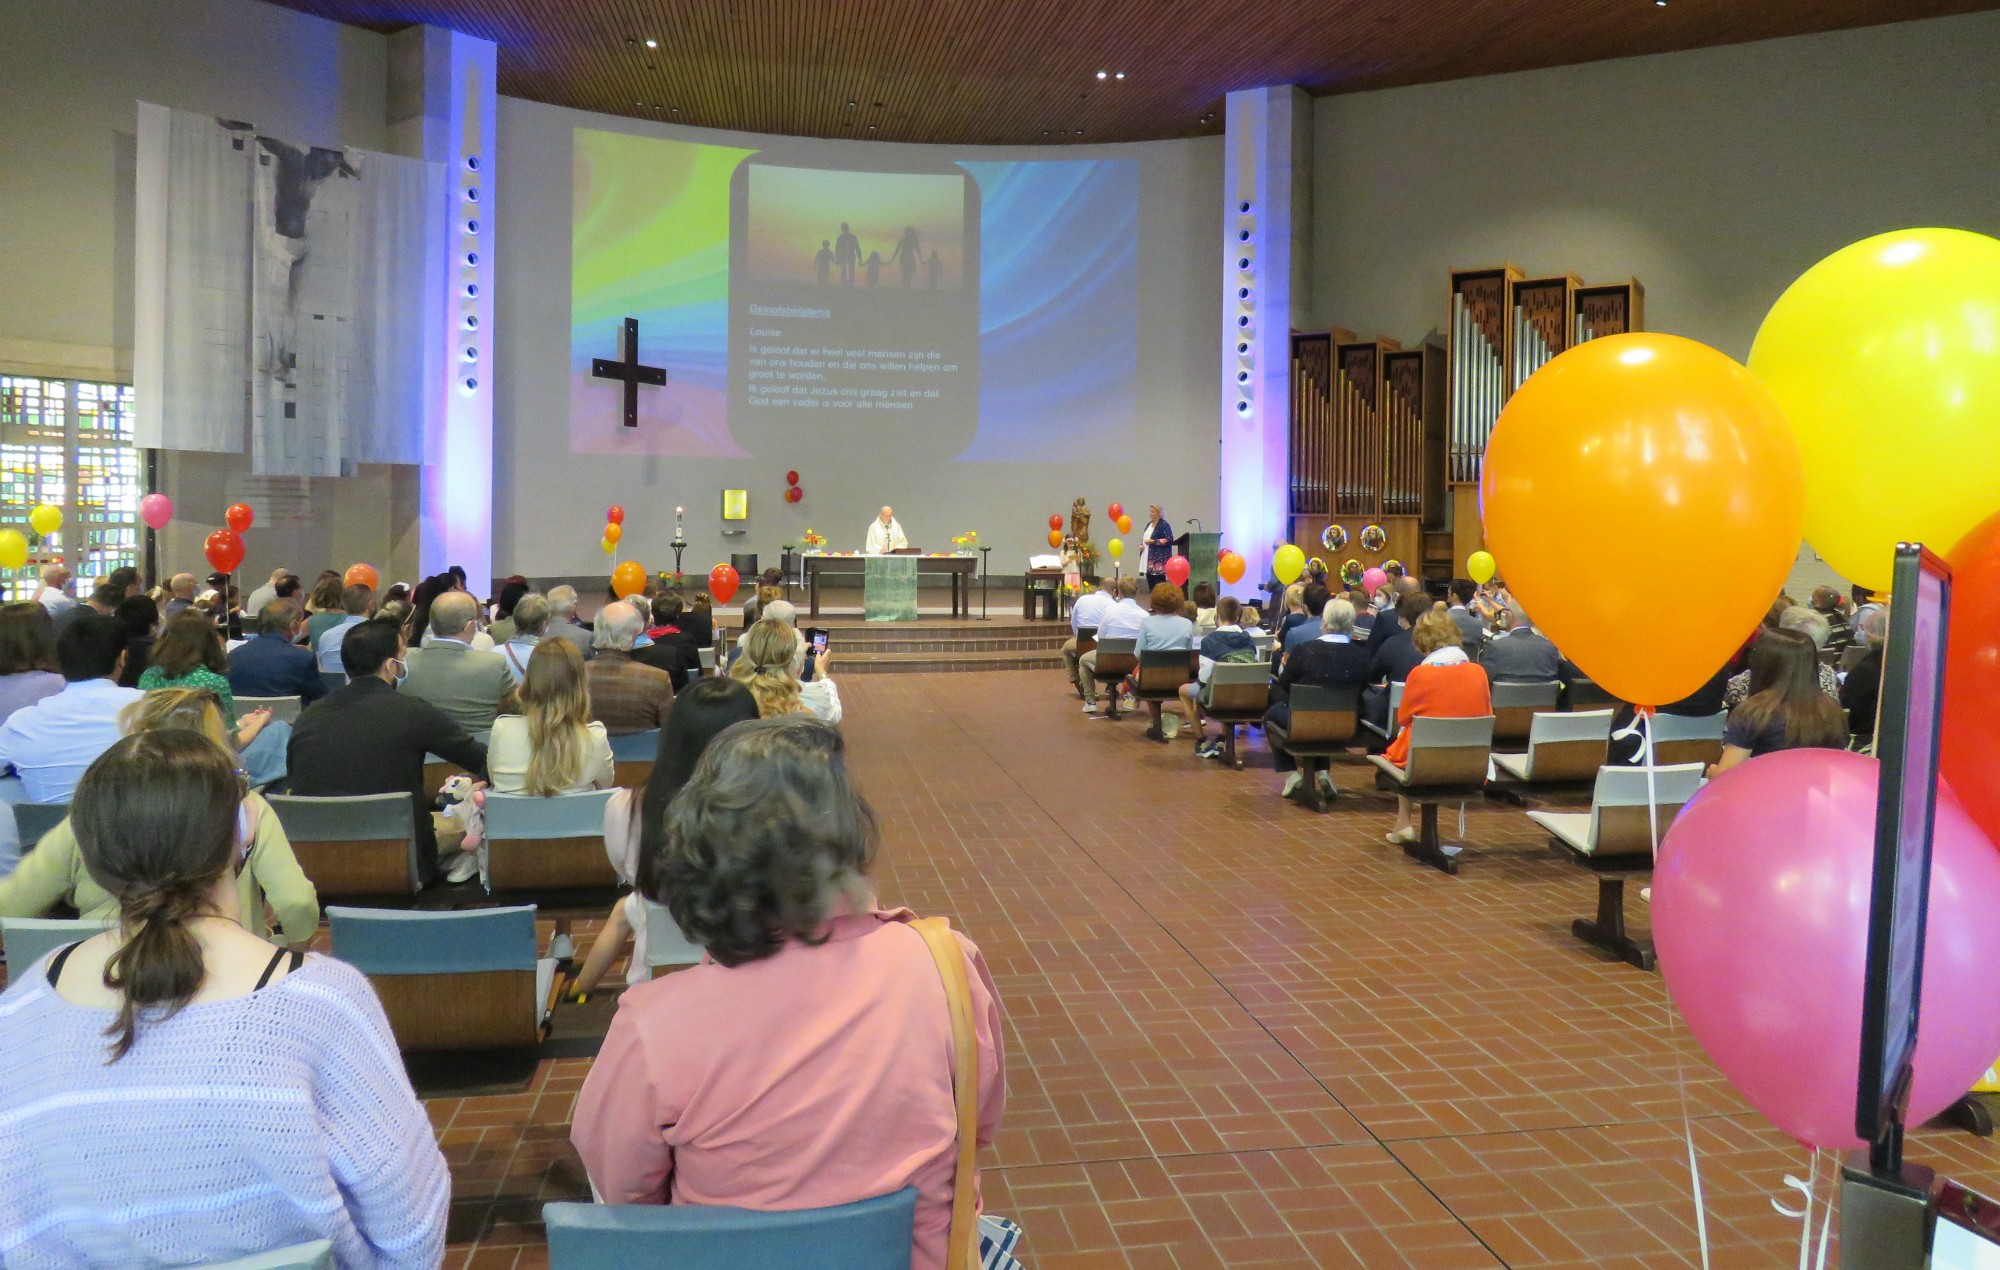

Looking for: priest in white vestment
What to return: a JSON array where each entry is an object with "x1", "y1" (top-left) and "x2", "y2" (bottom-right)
[{"x1": 864, "y1": 506, "x2": 909, "y2": 554}]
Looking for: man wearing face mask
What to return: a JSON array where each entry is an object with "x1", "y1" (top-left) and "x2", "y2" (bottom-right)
[{"x1": 287, "y1": 616, "x2": 489, "y2": 886}]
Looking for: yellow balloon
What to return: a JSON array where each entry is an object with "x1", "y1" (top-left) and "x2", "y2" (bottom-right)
[
  {"x1": 1466, "y1": 550, "x2": 1496, "y2": 585},
  {"x1": 0, "y1": 530, "x2": 25, "y2": 571},
  {"x1": 1272, "y1": 544, "x2": 1305, "y2": 585},
  {"x1": 1107, "y1": 538, "x2": 1123, "y2": 559},
  {"x1": 600, "y1": 537, "x2": 616, "y2": 555},
  {"x1": 1750, "y1": 228, "x2": 2000, "y2": 591},
  {"x1": 27, "y1": 505, "x2": 61, "y2": 538}
]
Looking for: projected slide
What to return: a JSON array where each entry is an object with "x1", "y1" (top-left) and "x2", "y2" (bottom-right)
[{"x1": 570, "y1": 129, "x2": 1136, "y2": 464}]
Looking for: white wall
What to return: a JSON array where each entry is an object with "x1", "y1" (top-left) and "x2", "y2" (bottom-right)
[
  {"x1": 493, "y1": 97, "x2": 1223, "y2": 580},
  {"x1": 0, "y1": 0, "x2": 414, "y2": 583},
  {"x1": 1309, "y1": 11, "x2": 2000, "y2": 362}
]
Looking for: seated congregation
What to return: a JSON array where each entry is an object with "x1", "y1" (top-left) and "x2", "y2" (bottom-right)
[
  {"x1": 1061, "y1": 567, "x2": 1883, "y2": 851},
  {"x1": 0, "y1": 564, "x2": 1021, "y2": 1269}
]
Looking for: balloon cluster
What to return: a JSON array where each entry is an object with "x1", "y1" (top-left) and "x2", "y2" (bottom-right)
[
  {"x1": 205, "y1": 503, "x2": 254, "y2": 574},
  {"x1": 784, "y1": 470, "x2": 803, "y2": 504},
  {"x1": 1047, "y1": 512, "x2": 1063, "y2": 550},
  {"x1": 1465, "y1": 227, "x2": 2000, "y2": 1154},
  {"x1": 601, "y1": 505, "x2": 624, "y2": 556},
  {"x1": 1109, "y1": 502, "x2": 1131, "y2": 535}
]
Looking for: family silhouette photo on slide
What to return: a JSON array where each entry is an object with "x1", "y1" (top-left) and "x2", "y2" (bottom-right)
[{"x1": 814, "y1": 224, "x2": 942, "y2": 288}]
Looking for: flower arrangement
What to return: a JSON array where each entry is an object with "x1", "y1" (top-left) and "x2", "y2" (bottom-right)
[
  {"x1": 950, "y1": 530, "x2": 980, "y2": 554},
  {"x1": 801, "y1": 529, "x2": 827, "y2": 553}
]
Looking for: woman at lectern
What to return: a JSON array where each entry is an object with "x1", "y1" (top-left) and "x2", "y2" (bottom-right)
[{"x1": 1141, "y1": 505, "x2": 1173, "y2": 589}]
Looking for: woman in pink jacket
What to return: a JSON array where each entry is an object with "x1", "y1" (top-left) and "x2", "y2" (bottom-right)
[{"x1": 571, "y1": 715, "x2": 1008, "y2": 1270}]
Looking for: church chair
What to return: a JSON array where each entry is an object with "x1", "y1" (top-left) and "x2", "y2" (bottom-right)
[
  {"x1": 1085, "y1": 637, "x2": 1138, "y2": 719},
  {"x1": 11, "y1": 802, "x2": 69, "y2": 856},
  {"x1": 196, "y1": 1241, "x2": 334, "y2": 1269},
  {"x1": 1368, "y1": 715, "x2": 1495, "y2": 875},
  {"x1": 1488, "y1": 679, "x2": 1560, "y2": 745},
  {"x1": 483, "y1": 789, "x2": 621, "y2": 895},
  {"x1": 543, "y1": 1188, "x2": 917, "y2": 1270},
  {"x1": 319, "y1": 671, "x2": 347, "y2": 694},
  {"x1": 2, "y1": 915, "x2": 115, "y2": 982},
  {"x1": 1133, "y1": 649, "x2": 1196, "y2": 734},
  {"x1": 327, "y1": 905, "x2": 557, "y2": 1051},
  {"x1": 1359, "y1": 680, "x2": 1404, "y2": 744},
  {"x1": 1074, "y1": 624, "x2": 1097, "y2": 658},
  {"x1": 1561, "y1": 676, "x2": 1621, "y2": 711},
  {"x1": 266, "y1": 792, "x2": 421, "y2": 897},
  {"x1": 1527, "y1": 763, "x2": 1706, "y2": 970},
  {"x1": 236, "y1": 694, "x2": 304, "y2": 725},
  {"x1": 1489, "y1": 708, "x2": 1614, "y2": 799},
  {"x1": 608, "y1": 728, "x2": 659, "y2": 788},
  {"x1": 698, "y1": 646, "x2": 716, "y2": 676},
  {"x1": 641, "y1": 897, "x2": 705, "y2": 976},
  {"x1": 1198, "y1": 662, "x2": 1272, "y2": 770},
  {"x1": 1644, "y1": 710, "x2": 1728, "y2": 769},
  {"x1": 1265, "y1": 682, "x2": 1365, "y2": 810},
  {"x1": 421, "y1": 730, "x2": 487, "y2": 803},
  {"x1": 1839, "y1": 644, "x2": 1871, "y2": 675}
]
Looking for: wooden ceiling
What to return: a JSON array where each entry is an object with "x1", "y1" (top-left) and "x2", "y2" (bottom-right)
[{"x1": 266, "y1": 0, "x2": 1996, "y2": 144}]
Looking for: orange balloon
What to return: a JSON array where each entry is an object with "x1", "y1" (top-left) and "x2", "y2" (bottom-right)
[
  {"x1": 1480, "y1": 333, "x2": 1803, "y2": 707},
  {"x1": 603, "y1": 522, "x2": 623, "y2": 545},
  {"x1": 342, "y1": 563, "x2": 378, "y2": 592},
  {"x1": 1048, "y1": 528, "x2": 1063, "y2": 549},
  {"x1": 1218, "y1": 550, "x2": 1246, "y2": 585},
  {"x1": 611, "y1": 560, "x2": 646, "y2": 599},
  {"x1": 1116, "y1": 514, "x2": 1132, "y2": 535}
]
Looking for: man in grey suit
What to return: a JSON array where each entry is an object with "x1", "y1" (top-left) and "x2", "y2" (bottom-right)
[
  {"x1": 402, "y1": 591, "x2": 513, "y2": 734},
  {"x1": 1479, "y1": 603, "x2": 1563, "y2": 683},
  {"x1": 542, "y1": 584, "x2": 596, "y2": 660}
]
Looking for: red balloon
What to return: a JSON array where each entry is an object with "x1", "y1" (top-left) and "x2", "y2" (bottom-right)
[
  {"x1": 1108, "y1": 502, "x2": 1124, "y2": 521},
  {"x1": 786, "y1": 471, "x2": 800, "y2": 486},
  {"x1": 605, "y1": 505, "x2": 626, "y2": 525},
  {"x1": 224, "y1": 502, "x2": 253, "y2": 533},
  {"x1": 708, "y1": 563, "x2": 740, "y2": 606},
  {"x1": 204, "y1": 528, "x2": 245, "y2": 575},
  {"x1": 1943, "y1": 507, "x2": 2000, "y2": 850},
  {"x1": 786, "y1": 486, "x2": 803, "y2": 503},
  {"x1": 343, "y1": 563, "x2": 379, "y2": 591},
  {"x1": 1049, "y1": 514, "x2": 1063, "y2": 531},
  {"x1": 1164, "y1": 555, "x2": 1191, "y2": 587}
]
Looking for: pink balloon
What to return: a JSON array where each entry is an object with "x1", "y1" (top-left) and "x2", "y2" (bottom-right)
[
  {"x1": 1163, "y1": 555, "x2": 1191, "y2": 588},
  {"x1": 139, "y1": 493, "x2": 174, "y2": 531},
  {"x1": 1361, "y1": 567, "x2": 1387, "y2": 593},
  {"x1": 1653, "y1": 749, "x2": 2000, "y2": 1151}
]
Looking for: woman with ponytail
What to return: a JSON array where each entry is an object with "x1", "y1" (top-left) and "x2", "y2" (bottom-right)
[
  {"x1": 729, "y1": 618, "x2": 812, "y2": 718},
  {"x1": 0, "y1": 730, "x2": 447, "y2": 1267}
]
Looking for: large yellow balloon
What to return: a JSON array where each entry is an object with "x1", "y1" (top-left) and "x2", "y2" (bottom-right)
[
  {"x1": 27, "y1": 505, "x2": 61, "y2": 538},
  {"x1": 1482, "y1": 333, "x2": 1803, "y2": 707},
  {"x1": 1107, "y1": 538, "x2": 1123, "y2": 560},
  {"x1": 1272, "y1": 544, "x2": 1305, "y2": 585},
  {"x1": 0, "y1": 530, "x2": 25, "y2": 571},
  {"x1": 1749, "y1": 228, "x2": 2000, "y2": 592},
  {"x1": 1466, "y1": 551, "x2": 1496, "y2": 585}
]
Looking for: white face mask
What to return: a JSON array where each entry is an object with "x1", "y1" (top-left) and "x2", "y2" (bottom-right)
[{"x1": 389, "y1": 657, "x2": 408, "y2": 686}]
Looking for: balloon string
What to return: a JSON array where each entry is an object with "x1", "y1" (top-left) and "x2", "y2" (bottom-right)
[
  {"x1": 1642, "y1": 703, "x2": 1710, "y2": 1268},
  {"x1": 1770, "y1": 1149, "x2": 1817, "y2": 1270},
  {"x1": 1813, "y1": 1150, "x2": 1836, "y2": 1270}
]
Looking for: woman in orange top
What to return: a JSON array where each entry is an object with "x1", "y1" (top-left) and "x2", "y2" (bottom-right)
[{"x1": 1384, "y1": 607, "x2": 1493, "y2": 845}]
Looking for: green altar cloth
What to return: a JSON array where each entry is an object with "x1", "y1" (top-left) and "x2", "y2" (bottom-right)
[{"x1": 863, "y1": 555, "x2": 919, "y2": 622}]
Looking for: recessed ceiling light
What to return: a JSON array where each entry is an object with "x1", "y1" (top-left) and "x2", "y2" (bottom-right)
[
  {"x1": 1074, "y1": 128, "x2": 1084, "y2": 135},
  {"x1": 868, "y1": 123, "x2": 877, "y2": 130},
  {"x1": 1114, "y1": 72, "x2": 1125, "y2": 80},
  {"x1": 846, "y1": 100, "x2": 857, "y2": 107},
  {"x1": 644, "y1": 37, "x2": 658, "y2": 47},
  {"x1": 1095, "y1": 71, "x2": 1107, "y2": 80}
]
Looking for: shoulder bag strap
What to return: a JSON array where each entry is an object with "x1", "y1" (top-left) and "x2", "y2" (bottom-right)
[{"x1": 910, "y1": 915, "x2": 980, "y2": 1270}]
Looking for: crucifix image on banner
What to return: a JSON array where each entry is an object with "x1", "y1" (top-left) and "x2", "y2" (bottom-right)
[{"x1": 591, "y1": 316, "x2": 668, "y2": 427}]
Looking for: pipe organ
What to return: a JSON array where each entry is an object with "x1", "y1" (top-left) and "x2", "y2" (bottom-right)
[{"x1": 1287, "y1": 264, "x2": 1643, "y2": 578}]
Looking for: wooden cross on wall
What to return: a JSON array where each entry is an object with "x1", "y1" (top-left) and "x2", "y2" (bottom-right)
[{"x1": 591, "y1": 317, "x2": 667, "y2": 428}]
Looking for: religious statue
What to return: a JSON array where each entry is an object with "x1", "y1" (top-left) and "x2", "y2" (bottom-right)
[{"x1": 1069, "y1": 497, "x2": 1091, "y2": 548}]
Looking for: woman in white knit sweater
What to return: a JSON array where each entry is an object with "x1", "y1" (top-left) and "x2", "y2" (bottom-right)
[{"x1": 0, "y1": 730, "x2": 447, "y2": 1267}]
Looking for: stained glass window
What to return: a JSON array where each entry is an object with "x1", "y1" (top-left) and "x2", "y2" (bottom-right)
[{"x1": 0, "y1": 377, "x2": 142, "y2": 602}]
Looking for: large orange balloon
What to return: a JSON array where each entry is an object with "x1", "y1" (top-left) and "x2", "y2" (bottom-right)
[
  {"x1": 1941, "y1": 509, "x2": 2000, "y2": 852},
  {"x1": 1480, "y1": 333, "x2": 1803, "y2": 706},
  {"x1": 611, "y1": 561, "x2": 646, "y2": 599},
  {"x1": 342, "y1": 563, "x2": 378, "y2": 591}
]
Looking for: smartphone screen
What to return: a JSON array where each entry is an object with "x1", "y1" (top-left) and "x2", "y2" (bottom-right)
[{"x1": 812, "y1": 631, "x2": 829, "y2": 654}]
